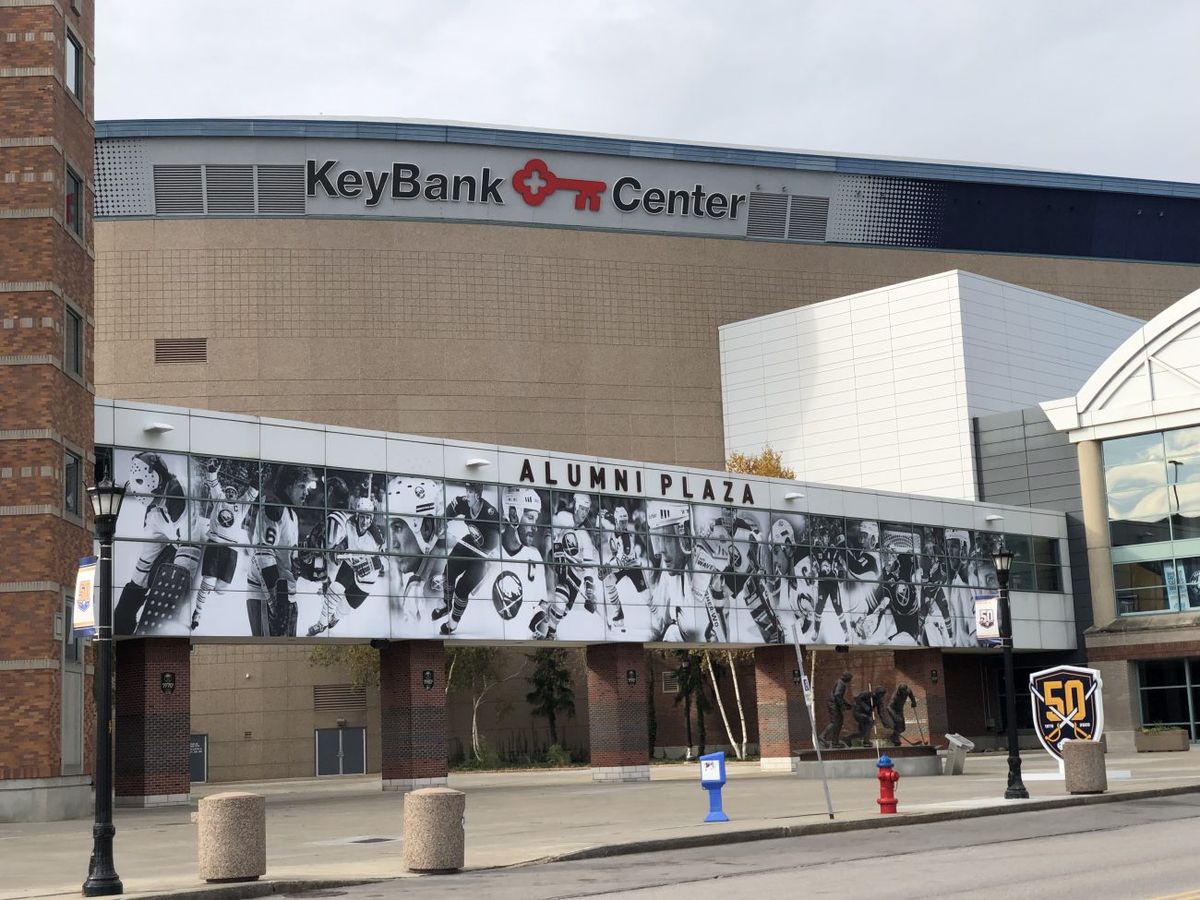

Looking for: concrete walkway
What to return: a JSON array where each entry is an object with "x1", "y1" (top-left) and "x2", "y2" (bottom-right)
[{"x1": 3, "y1": 749, "x2": 1198, "y2": 899}]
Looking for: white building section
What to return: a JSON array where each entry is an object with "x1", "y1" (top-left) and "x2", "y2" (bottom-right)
[
  {"x1": 98, "y1": 397, "x2": 1075, "y2": 651},
  {"x1": 720, "y1": 271, "x2": 1142, "y2": 501}
]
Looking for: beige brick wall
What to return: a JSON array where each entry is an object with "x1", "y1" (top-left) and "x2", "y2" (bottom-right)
[{"x1": 94, "y1": 217, "x2": 1200, "y2": 470}]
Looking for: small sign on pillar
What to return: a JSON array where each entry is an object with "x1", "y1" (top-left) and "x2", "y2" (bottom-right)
[{"x1": 698, "y1": 751, "x2": 729, "y2": 823}]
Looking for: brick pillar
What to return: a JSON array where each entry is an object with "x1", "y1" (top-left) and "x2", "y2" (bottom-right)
[
  {"x1": 754, "y1": 645, "x2": 813, "y2": 772},
  {"x1": 114, "y1": 638, "x2": 190, "y2": 807},
  {"x1": 0, "y1": 0, "x2": 96, "y2": 822},
  {"x1": 379, "y1": 640, "x2": 447, "y2": 791},
  {"x1": 895, "y1": 648, "x2": 950, "y2": 743},
  {"x1": 586, "y1": 643, "x2": 649, "y2": 783}
]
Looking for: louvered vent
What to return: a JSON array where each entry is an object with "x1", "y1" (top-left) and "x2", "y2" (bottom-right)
[
  {"x1": 256, "y1": 164, "x2": 306, "y2": 214},
  {"x1": 746, "y1": 192, "x2": 787, "y2": 239},
  {"x1": 313, "y1": 684, "x2": 367, "y2": 711},
  {"x1": 661, "y1": 671, "x2": 680, "y2": 694},
  {"x1": 204, "y1": 164, "x2": 255, "y2": 214},
  {"x1": 787, "y1": 195, "x2": 830, "y2": 242},
  {"x1": 154, "y1": 338, "x2": 207, "y2": 364},
  {"x1": 153, "y1": 164, "x2": 203, "y2": 214}
]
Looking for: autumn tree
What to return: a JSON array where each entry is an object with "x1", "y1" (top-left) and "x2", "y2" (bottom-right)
[
  {"x1": 308, "y1": 644, "x2": 380, "y2": 690},
  {"x1": 726, "y1": 446, "x2": 796, "y2": 480}
]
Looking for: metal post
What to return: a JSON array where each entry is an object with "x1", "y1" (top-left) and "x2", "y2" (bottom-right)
[
  {"x1": 998, "y1": 568, "x2": 1029, "y2": 801},
  {"x1": 84, "y1": 512, "x2": 122, "y2": 896}
]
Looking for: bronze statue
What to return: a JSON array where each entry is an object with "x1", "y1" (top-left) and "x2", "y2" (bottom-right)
[
  {"x1": 849, "y1": 685, "x2": 887, "y2": 746},
  {"x1": 819, "y1": 671, "x2": 853, "y2": 747},
  {"x1": 883, "y1": 683, "x2": 918, "y2": 746}
]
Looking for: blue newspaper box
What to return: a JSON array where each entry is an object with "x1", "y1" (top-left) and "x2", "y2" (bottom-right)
[{"x1": 698, "y1": 751, "x2": 729, "y2": 822}]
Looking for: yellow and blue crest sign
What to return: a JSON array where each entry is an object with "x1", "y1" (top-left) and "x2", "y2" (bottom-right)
[{"x1": 1028, "y1": 665, "x2": 1104, "y2": 760}]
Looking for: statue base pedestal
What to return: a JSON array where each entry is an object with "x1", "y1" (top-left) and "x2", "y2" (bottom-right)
[{"x1": 796, "y1": 745, "x2": 940, "y2": 778}]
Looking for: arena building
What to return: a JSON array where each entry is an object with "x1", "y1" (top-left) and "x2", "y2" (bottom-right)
[{"x1": 9, "y1": 82, "x2": 1200, "y2": 821}]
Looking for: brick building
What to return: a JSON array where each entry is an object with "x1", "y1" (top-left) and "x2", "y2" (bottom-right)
[{"x1": 0, "y1": 0, "x2": 96, "y2": 821}]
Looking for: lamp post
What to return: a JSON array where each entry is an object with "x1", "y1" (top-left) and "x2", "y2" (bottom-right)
[
  {"x1": 84, "y1": 480, "x2": 126, "y2": 897},
  {"x1": 992, "y1": 550, "x2": 1028, "y2": 801}
]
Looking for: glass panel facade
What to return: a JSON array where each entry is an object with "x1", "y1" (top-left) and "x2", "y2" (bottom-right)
[
  {"x1": 1103, "y1": 425, "x2": 1200, "y2": 614},
  {"x1": 1137, "y1": 659, "x2": 1200, "y2": 740}
]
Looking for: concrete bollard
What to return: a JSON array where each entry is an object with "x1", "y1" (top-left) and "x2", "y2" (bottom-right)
[
  {"x1": 403, "y1": 787, "x2": 466, "y2": 873},
  {"x1": 197, "y1": 791, "x2": 266, "y2": 883},
  {"x1": 1062, "y1": 740, "x2": 1107, "y2": 794}
]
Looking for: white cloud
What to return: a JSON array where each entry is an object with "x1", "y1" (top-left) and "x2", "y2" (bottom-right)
[{"x1": 95, "y1": 0, "x2": 1200, "y2": 182}]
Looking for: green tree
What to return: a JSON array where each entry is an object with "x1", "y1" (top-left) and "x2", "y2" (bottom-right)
[
  {"x1": 524, "y1": 648, "x2": 576, "y2": 746},
  {"x1": 308, "y1": 644, "x2": 380, "y2": 689},
  {"x1": 447, "y1": 646, "x2": 525, "y2": 762},
  {"x1": 726, "y1": 446, "x2": 796, "y2": 480}
]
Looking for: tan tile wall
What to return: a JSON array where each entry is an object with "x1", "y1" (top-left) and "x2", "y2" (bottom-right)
[{"x1": 94, "y1": 218, "x2": 1200, "y2": 470}]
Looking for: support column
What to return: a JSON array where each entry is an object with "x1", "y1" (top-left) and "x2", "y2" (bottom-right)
[
  {"x1": 1078, "y1": 439, "x2": 1117, "y2": 625},
  {"x1": 894, "y1": 649, "x2": 950, "y2": 742},
  {"x1": 114, "y1": 638, "x2": 190, "y2": 807},
  {"x1": 586, "y1": 643, "x2": 649, "y2": 783},
  {"x1": 753, "y1": 645, "x2": 813, "y2": 772},
  {"x1": 379, "y1": 640, "x2": 447, "y2": 791}
]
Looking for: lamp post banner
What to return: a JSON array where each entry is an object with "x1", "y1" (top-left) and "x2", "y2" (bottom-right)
[
  {"x1": 74, "y1": 555, "x2": 98, "y2": 637},
  {"x1": 1028, "y1": 665, "x2": 1104, "y2": 761},
  {"x1": 973, "y1": 593, "x2": 1000, "y2": 642}
]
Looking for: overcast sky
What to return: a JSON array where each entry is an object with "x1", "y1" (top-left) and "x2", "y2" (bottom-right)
[{"x1": 96, "y1": 1, "x2": 1200, "y2": 183}]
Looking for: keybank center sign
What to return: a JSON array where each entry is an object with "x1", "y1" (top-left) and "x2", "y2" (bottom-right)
[{"x1": 299, "y1": 141, "x2": 834, "y2": 236}]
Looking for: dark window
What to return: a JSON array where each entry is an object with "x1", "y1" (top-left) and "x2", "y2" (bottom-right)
[
  {"x1": 64, "y1": 600, "x2": 81, "y2": 664},
  {"x1": 65, "y1": 30, "x2": 82, "y2": 99},
  {"x1": 65, "y1": 167, "x2": 83, "y2": 236},
  {"x1": 64, "y1": 449, "x2": 81, "y2": 516},
  {"x1": 65, "y1": 306, "x2": 82, "y2": 375}
]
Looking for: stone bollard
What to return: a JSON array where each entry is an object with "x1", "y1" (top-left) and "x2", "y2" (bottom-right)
[
  {"x1": 403, "y1": 787, "x2": 466, "y2": 873},
  {"x1": 1062, "y1": 740, "x2": 1107, "y2": 795},
  {"x1": 197, "y1": 792, "x2": 267, "y2": 883}
]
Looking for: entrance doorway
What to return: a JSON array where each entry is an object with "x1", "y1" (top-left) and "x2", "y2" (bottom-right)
[{"x1": 315, "y1": 726, "x2": 366, "y2": 776}]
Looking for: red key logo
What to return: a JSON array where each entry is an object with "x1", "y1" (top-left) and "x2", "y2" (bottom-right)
[{"x1": 512, "y1": 158, "x2": 607, "y2": 212}]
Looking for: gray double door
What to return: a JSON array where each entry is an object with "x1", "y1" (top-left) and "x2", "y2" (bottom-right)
[{"x1": 315, "y1": 726, "x2": 366, "y2": 776}]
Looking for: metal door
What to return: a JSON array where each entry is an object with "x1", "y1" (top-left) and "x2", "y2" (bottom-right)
[
  {"x1": 189, "y1": 734, "x2": 208, "y2": 784},
  {"x1": 340, "y1": 727, "x2": 366, "y2": 775},
  {"x1": 315, "y1": 728, "x2": 342, "y2": 776}
]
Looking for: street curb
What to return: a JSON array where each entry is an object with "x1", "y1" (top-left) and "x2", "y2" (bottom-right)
[
  {"x1": 538, "y1": 782, "x2": 1200, "y2": 864},
  {"x1": 124, "y1": 877, "x2": 386, "y2": 900}
]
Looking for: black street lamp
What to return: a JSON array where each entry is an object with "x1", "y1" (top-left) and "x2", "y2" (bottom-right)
[
  {"x1": 84, "y1": 480, "x2": 126, "y2": 897},
  {"x1": 992, "y1": 550, "x2": 1029, "y2": 801}
]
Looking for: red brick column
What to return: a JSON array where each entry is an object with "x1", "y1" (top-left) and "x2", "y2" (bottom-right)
[
  {"x1": 754, "y1": 645, "x2": 813, "y2": 771},
  {"x1": 114, "y1": 638, "x2": 190, "y2": 806},
  {"x1": 586, "y1": 643, "x2": 649, "y2": 782},
  {"x1": 895, "y1": 648, "x2": 950, "y2": 745},
  {"x1": 379, "y1": 640, "x2": 447, "y2": 791}
]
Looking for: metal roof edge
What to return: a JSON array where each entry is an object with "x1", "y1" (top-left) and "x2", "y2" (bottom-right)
[{"x1": 94, "y1": 118, "x2": 1200, "y2": 199}]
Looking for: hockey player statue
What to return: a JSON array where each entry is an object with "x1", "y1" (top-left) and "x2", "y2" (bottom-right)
[
  {"x1": 848, "y1": 685, "x2": 887, "y2": 747},
  {"x1": 819, "y1": 671, "x2": 854, "y2": 748},
  {"x1": 883, "y1": 683, "x2": 918, "y2": 746}
]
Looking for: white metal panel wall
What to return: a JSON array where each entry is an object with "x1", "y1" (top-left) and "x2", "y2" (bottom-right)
[{"x1": 721, "y1": 271, "x2": 1143, "y2": 502}]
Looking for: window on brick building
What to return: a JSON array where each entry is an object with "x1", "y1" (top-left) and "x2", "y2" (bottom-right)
[
  {"x1": 65, "y1": 167, "x2": 83, "y2": 237},
  {"x1": 64, "y1": 599, "x2": 82, "y2": 664},
  {"x1": 64, "y1": 448, "x2": 81, "y2": 516},
  {"x1": 65, "y1": 305, "x2": 83, "y2": 376},
  {"x1": 66, "y1": 29, "x2": 83, "y2": 99}
]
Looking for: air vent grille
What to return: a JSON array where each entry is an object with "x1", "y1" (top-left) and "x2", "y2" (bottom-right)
[
  {"x1": 661, "y1": 671, "x2": 680, "y2": 694},
  {"x1": 313, "y1": 684, "x2": 368, "y2": 711},
  {"x1": 256, "y1": 164, "x2": 306, "y2": 214},
  {"x1": 152, "y1": 165, "x2": 203, "y2": 215},
  {"x1": 746, "y1": 192, "x2": 787, "y2": 239},
  {"x1": 787, "y1": 196, "x2": 830, "y2": 242},
  {"x1": 204, "y1": 164, "x2": 255, "y2": 214},
  {"x1": 154, "y1": 337, "x2": 207, "y2": 364}
]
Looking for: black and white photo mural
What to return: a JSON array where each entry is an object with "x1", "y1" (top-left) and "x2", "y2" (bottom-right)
[{"x1": 96, "y1": 447, "x2": 1060, "y2": 647}]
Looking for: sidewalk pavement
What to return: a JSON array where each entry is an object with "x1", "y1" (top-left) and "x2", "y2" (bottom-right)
[{"x1": 3, "y1": 749, "x2": 1198, "y2": 900}]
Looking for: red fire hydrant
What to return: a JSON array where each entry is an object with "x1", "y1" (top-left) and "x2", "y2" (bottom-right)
[{"x1": 877, "y1": 754, "x2": 900, "y2": 814}]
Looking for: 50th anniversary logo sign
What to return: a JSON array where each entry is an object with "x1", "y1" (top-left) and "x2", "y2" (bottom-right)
[{"x1": 1028, "y1": 664, "x2": 1104, "y2": 760}]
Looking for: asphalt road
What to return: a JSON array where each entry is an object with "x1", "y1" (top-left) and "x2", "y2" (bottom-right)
[{"x1": 308, "y1": 795, "x2": 1200, "y2": 900}]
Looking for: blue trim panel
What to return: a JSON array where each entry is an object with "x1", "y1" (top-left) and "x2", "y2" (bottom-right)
[{"x1": 95, "y1": 118, "x2": 1200, "y2": 200}]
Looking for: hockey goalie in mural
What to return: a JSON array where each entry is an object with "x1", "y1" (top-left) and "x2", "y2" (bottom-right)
[{"x1": 97, "y1": 447, "x2": 1013, "y2": 646}]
